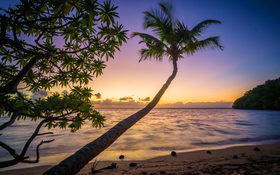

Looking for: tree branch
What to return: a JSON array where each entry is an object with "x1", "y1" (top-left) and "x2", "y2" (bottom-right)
[
  {"x1": 0, "y1": 15, "x2": 7, "y2": 47},
  {"x1": 0, "y1": 141, "x2": 19, "y2": 158},
  {"x1": 0, "y1": 55, "x2": 45, "y2": 93},
  {"x1": 0, "y1": 112, "x2": 17, "y2": 130},
  {"x1": 0, "y1": 158, "x2": 25, "y2": 168},
  {"x1": 22, "y1": 139, "x2": 54, "y2": 163},
  {"x1": 0, "y1": 141, "x2": 28, "y2": 168},
  {"x1": 19, "y1": 119, "x2": 47, "y2": 158},
  {"x1": 12, "y1": 16, "x2": 19, "y2": 43},
  {"x1": 5, "y1": 37, "x2": 37, "y2": 55},
  {"x1": 0, "y1": 121, "x2": 54, "y2": 168},
  {"x1": 17, "y1": 91, "x2": 35, "y2": 106}
]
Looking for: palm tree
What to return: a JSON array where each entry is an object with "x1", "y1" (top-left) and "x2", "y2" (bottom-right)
[{"x1": 44, "y1": 2, "x2": 222, "y2": 175}]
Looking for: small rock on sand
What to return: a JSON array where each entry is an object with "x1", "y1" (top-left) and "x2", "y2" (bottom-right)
[
  {"x1": 232, "y1": 155, "x2": 238, "y2": 159},
  {"x1": 171, "y1": 151, "x2": 177, "y2": 156},
  {"x1": 129, "y1": 162, "x2": 137, "y2": 167},
  {"x1": 111, "y1": 163, "x2": 117, "y2": 168}
]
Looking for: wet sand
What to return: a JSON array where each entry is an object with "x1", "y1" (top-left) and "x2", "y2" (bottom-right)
[{"x1": 2, "y1": 143, "x2": 280, "y2": 175}]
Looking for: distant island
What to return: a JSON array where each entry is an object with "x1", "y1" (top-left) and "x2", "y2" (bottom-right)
[{"x1": 233, "y1": 77, "x2": 280, "y2": 110}]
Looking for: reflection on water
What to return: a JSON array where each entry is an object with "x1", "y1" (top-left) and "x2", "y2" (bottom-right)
[{"x1": 1, "y1": 108, "x2": 280, "y2": 170}]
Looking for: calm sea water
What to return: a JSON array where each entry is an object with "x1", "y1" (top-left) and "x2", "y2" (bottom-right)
[{"x1": 1, "y1": 108, "x2": 280, "y2": 170}]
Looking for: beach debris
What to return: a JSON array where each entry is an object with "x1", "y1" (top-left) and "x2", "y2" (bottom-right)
[
  {"x1": 119, "y1": 155, "x2": 125, "y2": 160},
  {"x1": 171, "y1": 151, "x2": 177, "y2": 156},
  {"x1": 129, "y1": 162, "x2": 137, "y2": 167},
  {"x1": 207, "y1": 150, "x2": 212, "y2": 154},
  {"x1": 91, "y1": 162, "x2": 117, "y2": 174},
  {"x1": 91, "y1": 160, "x2": 100, "y2": 174},
  {"x1": 187, "y1": 166, "x2": 192, "y2": 169},
  {"x1": 232, "y1": 155, "x2": 238, "y2": 159},
  {"x1": 253, "y1": 147, "x2": 260, "y2": 151},
  {"x1": 159, "y1": 170, "x2": 167, "y2": 174},
  {"x1": 105, "y1": 163, "x2": 117, "y2": 169}
]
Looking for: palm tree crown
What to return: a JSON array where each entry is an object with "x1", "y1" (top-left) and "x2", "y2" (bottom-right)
[{"x1": 131, "y1": 1, "x2": 223, "y2": 62}]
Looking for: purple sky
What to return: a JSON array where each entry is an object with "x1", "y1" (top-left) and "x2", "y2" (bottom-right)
[{"x1": 1, "y1": 0, "x2": 280, "y2": 107}]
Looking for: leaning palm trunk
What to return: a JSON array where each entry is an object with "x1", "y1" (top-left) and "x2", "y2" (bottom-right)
[
  {"x1": 44, "y1": 1, "x2": 223, "y2": 173},
  {"x1": 44, "y1": 59, "x2": 178, "y2": 175}
]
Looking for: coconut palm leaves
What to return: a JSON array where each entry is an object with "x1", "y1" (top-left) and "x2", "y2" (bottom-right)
[
  {"x1": 131, "y1": 32, "x2": 166, "y2": 61},
  {"x1": 132, "y1": 1, "x2": 222, "y2": 62}
]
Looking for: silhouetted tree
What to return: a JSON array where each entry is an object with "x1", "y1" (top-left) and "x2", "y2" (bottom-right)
[
  {"x1": 0, "y1": 0, "x2": 127, "y2": 168},
  {"x1": 44, "y1": 2, "x2": 222, "y2": 174},
  {"x1": 233, "y1": 77, "x2": 280, "y2": 110}
]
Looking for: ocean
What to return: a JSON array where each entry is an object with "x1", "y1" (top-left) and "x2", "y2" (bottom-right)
[{"x1": 1, "y1": 108, "x2": 280, "y2": 170}]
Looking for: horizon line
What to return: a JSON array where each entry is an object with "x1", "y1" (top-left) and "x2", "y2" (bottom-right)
[{"x1": 94, "y1": 107, "x2": 233, "y2": 109}]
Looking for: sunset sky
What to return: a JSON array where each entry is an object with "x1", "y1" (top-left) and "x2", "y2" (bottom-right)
[
  {"x1": 92, "y1": 0, "x2": 280, "y2": 107},
  {"x1": 2, "y1": 0, "x2": 280, "y2": 108}
]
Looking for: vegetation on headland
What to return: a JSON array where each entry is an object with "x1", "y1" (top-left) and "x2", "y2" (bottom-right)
[{"x1": 233, "y1": 77, "x2": 280, "y2": 110}]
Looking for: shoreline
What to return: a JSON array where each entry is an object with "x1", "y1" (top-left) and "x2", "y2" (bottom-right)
[{"x1": 2, "y1": 143, "x2": 280, "y2": 175}]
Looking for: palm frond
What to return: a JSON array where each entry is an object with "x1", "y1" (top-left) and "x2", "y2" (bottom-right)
[
  {"x1": 139, "y1": 48, "x2": 164, "y2": 62},
  {"x1": 131, "y1": 32, "x2": 162, "y2": 45},
  {"x1": 175, "y1": 21, "x2": 191, "y2": 45},
  {"x1": 142, "y1": 4, "x2": 174, "y2": 43},
  {"x1": 158, "y1": 1, "x2": 174, "y2": 24},
  {"x1": 191, "y1": 20, "x2": 221, "y2": 37},
  {"x1": 183, "y1": 36, "x2": 223, "y2": 55},
  {"x1": 143, "y1": 11, "x2": 169, "y2": 39},
  {"x1": 131, "y1": 32, "x2": 166, "y2": 62}
]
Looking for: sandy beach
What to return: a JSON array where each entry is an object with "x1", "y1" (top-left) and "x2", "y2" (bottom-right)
[{"x1": 2, "y1": 143, "x2": 280, "y2": 175}]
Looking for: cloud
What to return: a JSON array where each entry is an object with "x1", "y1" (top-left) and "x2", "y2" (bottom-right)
[
  {"x1": 62, "y1": 90, "x2": 68, "y2": 95},
  {"x1": 94, "y1": 93, "x2": 102, "y2": 99},
  {"x1": 93, "y1": 98, "x2": 146, "y2": 108},
  {"x1": 139, "y1": 97, "x2": 150, "y2": 102},
  {"x1": 92, "y1": 96, "x2": 233, "y2": 109},
  {"x1": 31, "y1": 89, "x2": 48, "y2": 100},
  {"x1": 119, "y1": 96, "x2": 134, "y2": 101}
]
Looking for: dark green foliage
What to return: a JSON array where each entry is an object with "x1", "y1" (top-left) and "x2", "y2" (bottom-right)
[
  {"x1": 0, "y1": 0, "x2": 127, "y2": 167},
  {"x1": 233, "y1": 77, "x2": 280, "y2": 110}
]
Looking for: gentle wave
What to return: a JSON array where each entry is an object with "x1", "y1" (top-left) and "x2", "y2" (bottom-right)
[{"x1": 192, "y1": 135, "x2": 280, "y2": 146}]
